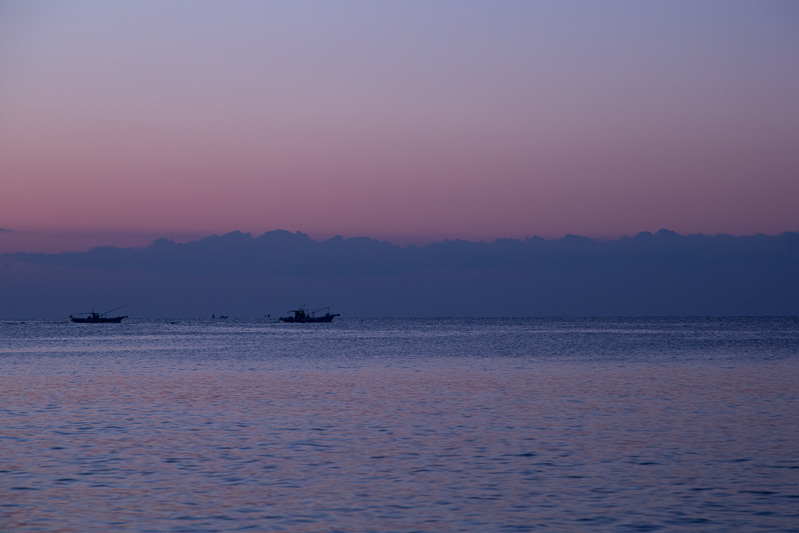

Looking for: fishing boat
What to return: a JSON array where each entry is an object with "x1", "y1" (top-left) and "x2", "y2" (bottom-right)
[
  {"x1": 70, "y1": 305, "x2": 128, "y2": 323},
  {"x1": 279, "y1": 306, "x2": 340, "y2": 323}
]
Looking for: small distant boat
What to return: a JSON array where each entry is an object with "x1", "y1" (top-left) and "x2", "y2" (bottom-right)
[
  {"x1": 279, "y1": 306, "x2": 340, "y2": 323},
  {"x1": 70, "y1": 305, "x2": 128, "y2": 323}
]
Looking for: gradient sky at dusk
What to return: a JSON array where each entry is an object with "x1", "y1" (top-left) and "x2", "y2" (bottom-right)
[{"x1": 2, "y1": 1, "x2": 798, "y2": 252}]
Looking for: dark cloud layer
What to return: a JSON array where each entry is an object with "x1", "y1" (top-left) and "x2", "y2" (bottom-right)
[{"x1": 3, "y1": 229, "x2": 798, "y2": 318}]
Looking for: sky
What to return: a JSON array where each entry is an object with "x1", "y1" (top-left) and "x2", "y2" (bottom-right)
[{"x1": 2, "y1": 1, "x2": 798, "y2": 252}]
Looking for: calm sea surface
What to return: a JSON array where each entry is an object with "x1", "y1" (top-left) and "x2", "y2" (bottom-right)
[{"x1": 1, "y1": 317, "x2": 798, "y2": 532}]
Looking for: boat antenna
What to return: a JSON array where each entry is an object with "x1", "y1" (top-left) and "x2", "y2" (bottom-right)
[{"x1": 102, "y1": 304, "x2": 130, "y2": 315}]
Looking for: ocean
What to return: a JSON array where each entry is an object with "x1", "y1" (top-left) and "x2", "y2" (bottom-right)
[{"x1": 1, "y1": 317, "x2": 798, "y2": 532}]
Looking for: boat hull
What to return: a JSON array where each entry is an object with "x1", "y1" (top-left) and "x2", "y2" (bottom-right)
[
  {"x1": 71, "y1": 316, "x2": 127, "y2": 323},
  {"x1": 279, "y1": 314, "x2": 338, "y2": 323}
]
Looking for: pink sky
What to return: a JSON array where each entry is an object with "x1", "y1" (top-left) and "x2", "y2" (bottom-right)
[{"x1": 2, "y1": 1, "x2": 798, "y2": 252}]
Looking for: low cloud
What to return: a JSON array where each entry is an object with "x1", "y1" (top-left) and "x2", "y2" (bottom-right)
[{"x1": 2, "y1": 229, "x2": 798, "y2": 318}]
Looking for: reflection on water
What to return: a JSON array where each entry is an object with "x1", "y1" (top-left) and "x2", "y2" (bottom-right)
[{"x1": 1, "y1": 318, "x2": 798, "y2": 531}]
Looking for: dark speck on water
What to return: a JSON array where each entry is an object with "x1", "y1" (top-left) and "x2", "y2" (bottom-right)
[{"x1": 1, "y1": 317, "x2": 798, "y2": 531}]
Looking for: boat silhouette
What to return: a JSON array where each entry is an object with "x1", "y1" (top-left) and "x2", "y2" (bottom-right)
[
  {"x1": 70, "y1": 305, "x2": 129, "y2": 323},
  {"x1": 279, "y1": 306, "x2": 340, "y2": 323}
]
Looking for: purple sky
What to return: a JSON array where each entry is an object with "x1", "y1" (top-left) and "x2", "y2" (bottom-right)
[{"x1": 2, "y1": 1, "x2": 798, "y2": 252}]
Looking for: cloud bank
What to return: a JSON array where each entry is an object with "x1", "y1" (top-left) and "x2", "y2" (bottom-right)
[{"x1": 3, "y1": 229, "x2": 798, "y2": 318}]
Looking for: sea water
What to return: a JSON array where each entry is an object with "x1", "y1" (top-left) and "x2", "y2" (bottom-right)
[{"x1": 1, "y1": 317, "x2": 797, "y2": 532}]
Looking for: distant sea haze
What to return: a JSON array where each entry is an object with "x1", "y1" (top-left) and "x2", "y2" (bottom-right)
[{"x1": 2, "y1": 229, "x2": 798, "y2": 319}]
